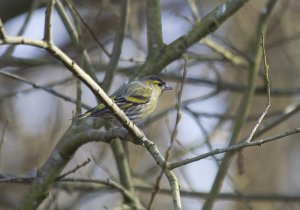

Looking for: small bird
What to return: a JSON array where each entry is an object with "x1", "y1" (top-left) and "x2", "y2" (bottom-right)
[{"x1": 78, "y1": 76, "x2": 172, "y2": 124}]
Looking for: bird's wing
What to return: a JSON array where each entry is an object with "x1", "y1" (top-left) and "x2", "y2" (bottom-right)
[
  {"x1": 78, "y1": 81, "x2": 152, "y2": 119},
  {"x1": 114, "y1": 82, "x2": 152, "y2": 107}
]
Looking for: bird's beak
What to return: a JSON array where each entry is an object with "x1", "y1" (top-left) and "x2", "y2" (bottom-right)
[{"x1": 164, "y1": 85, "x2": 173, "y2": 91}]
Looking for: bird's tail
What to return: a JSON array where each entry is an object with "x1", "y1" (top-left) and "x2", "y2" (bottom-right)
[
  {"x1": 69, "y1": 112, "x2": 89, "y2": 121},
  {"x1": 76, "y1": 103, "x2": 106, "y2": 120},
  {"x1": 77, "y1": 112, "x2": 91, "y2": 120}
]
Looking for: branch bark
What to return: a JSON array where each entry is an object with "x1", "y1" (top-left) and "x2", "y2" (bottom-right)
[{"x1": 139, "y1": 0, "x2": 249, "y2": 76}]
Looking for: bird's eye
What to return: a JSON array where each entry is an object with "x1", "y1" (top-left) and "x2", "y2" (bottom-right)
[{"x1": 158, "y1": 82, "x2": 164, "y2": 87}]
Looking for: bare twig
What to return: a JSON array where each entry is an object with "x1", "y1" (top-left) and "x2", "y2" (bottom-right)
[
  {"x1": 200, "y1": 37, "x2": 249, "y2": 68},
  {"x1": 186, "y1": 0, "x2": 200, "y2": 20},
  {"x1": 0, "y1": 176, "x2": 139, "y2": 206},
  {"x1": 147, "y1": 55, "x2": 188, "y2": 209},
  {"x1": 166, "y1": 74, "x2": 300, "y2": 97},
  {"x1": 3, "y1": 175, "x2": 300, "y2": 203},
  {"x1": 55, "y1": 0, "x2": 99, "y2": 83},
  {"x1": 2, "y1": 0, "x2": 40, "y2": 57},
  {"x1": 251, "y1": 103, "x2": 300, "y2": 139},
  {"x1": 0, "y1": 70, "x2": 91, "y2": 110},
  {"x1": 170, "y1": 128, "x2": 300, "y2": 169},
  {"x1": 56, "y1": 158, "x2": 91, "y2": 180},
  {"x1": 245, "y1": 31, "x2": 271, "y2": 143},
  {"x1": 65, "y1": 0, "x2": 110, "y2": 58},
  {"x1": 138, "y1": 186, "x2": 300, "y2": 203}
]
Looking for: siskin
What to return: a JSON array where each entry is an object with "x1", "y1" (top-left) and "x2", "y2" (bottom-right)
[{"x1": 78, "y1": 76, "x2": 172, "y2": 124}]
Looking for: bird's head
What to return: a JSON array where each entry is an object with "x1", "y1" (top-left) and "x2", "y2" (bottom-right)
[{"x1": 141, "y1": 76, "x2": 172, "y2": 95}]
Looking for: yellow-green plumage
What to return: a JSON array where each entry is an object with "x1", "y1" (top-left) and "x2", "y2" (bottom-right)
[{"x1": 78, "y1": 76, "x2": 172, "y2": 124}]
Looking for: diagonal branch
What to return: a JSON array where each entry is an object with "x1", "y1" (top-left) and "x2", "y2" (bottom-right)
[
  {"x1": 139, "y1": 0, "x2": 250, "y2": 76},
  {"x1": 0, "y1": 70, "x2": 91, "y2": 110},
  {"x1": 55, "y1": 0, "x2": 99, "y2": 83},
  {"x1": 0, "y1": 29, "x2": 182, "y2": 210},
  {"x1": 0, "y1": 19, "x2": 7, "y2": 39},
  {"x1": 0, "y1": 36, "x2": 145, "y2": 140}
]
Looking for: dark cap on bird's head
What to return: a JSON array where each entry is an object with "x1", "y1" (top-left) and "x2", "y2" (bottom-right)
[{"x1": 141, "y1": 75, "x2": 172, "y2": 91}]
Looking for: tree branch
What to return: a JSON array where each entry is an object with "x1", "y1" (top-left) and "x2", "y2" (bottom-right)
[
  {"x1": 146, "y1": 0, "x2": 163, "y2": 56},
  {"x1": 139, "y1": 0, "x2": 249, "y2": 76},
  {"x1": 102, "y1": 0, "x2": 130, "y2": 91},
  {"x1": 169, "y1": 128, "x2": 300, "y2": 169},
  {"x1": 0, "y1": 70, "x2": 91, "y2": 110},
  {"x1": 202, "y1": 1, "x2": 278, "y2": 209},
  {"x1": 43, "y1": 0, "x2": 55, "y2": 43}
]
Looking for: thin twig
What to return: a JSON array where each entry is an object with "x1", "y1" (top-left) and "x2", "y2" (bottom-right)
[
  {"x1": 3, "y1": 175, "x2": 300, "y2": 203},
  {"x1": 186, "y1": 0, "x2": 200, "y2": 20},
  {"x1": 251, "y1": 103, "x2": 300, "y2": 139},
  {"x1": 170, "y1": 128, "x2": 300, "y2": 169},
  {"x1": 147, "y1": 54, "x2": 188, "y2": 209},
  {"x1": 0, "y1": 70, "x2": 91, "y2": 110},
  {"x1": 56, "y1": 158, "x2": 91, "y2": 180},
  {"x1": 166, "y1": 74, "x2": 300, "y2": 97},
  {"x1": 200, "y1": 37, "x2": 249, "y2": 68},
  {"x1": 0, "y1": 76, "x2": 78, "y2": 103},
  {"x1": 65, "y1": 0, "x2": 110, "y2": 57},
  {"x1": 137, "y1": 186, "x2": 300, "y2": 203},
  {"x1": 2, "y1": 0, "x2": 40, "y2": 57},
  {"x1": 0, "y1": 176, "x2": 139, "y2": 206},
  {"x1": 245, "y1": 31, "x2": 271, "y2": 142},
  {"x1": 55, "y1": 0, "x2": 99, "y2": 83}
]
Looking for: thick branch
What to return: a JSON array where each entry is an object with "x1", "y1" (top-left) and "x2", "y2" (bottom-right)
[
  {"x1": 146, "y1": 0, "x2": 163, "y2": 56},
  {"x1": 140, "y1": 0, "x2": 249, "y2": 76},
  {"x1": 14, "y1": 127, "x2": 132, "y2": 210}
]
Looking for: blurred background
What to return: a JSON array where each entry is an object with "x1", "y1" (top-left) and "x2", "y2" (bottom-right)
[{"x1": 1, "y1": 0, "x2": 300, "y2": 209}]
